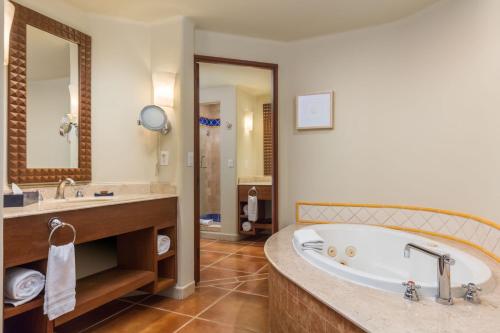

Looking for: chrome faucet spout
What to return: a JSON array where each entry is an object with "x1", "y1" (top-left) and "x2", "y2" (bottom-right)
[
  {"x1": 55, "y1": 178, "x2": 76, "y2": 199},
  {"x1": 404, "y1": 243, "x2": 455, "y2": 305}
]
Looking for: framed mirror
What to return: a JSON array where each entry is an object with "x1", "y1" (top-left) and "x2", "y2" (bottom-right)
[{"x1": 7, "y1": 3, "x2": 91, "y2": 184}]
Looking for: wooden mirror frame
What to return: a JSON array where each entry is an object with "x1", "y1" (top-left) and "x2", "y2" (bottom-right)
[{"x1": 7, "y1": 2, "x2": 91, "y2": 184}]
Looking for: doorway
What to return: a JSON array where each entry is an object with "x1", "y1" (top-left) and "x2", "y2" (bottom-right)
[{"x1": 194, "y1": 56, "x2": 278, "y2": 283}]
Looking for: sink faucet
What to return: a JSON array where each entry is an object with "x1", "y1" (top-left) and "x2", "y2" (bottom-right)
[
  {"x1": 404, "y1": 243, "x2": 455, "y2": 305},
  {"x1": 55, "y1": 178, "x2": 76, "y2": 199}
]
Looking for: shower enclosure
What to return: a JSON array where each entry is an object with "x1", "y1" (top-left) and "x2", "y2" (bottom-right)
[{"x1": 199, "y1": 103, "x2": 221, "y2": 231}]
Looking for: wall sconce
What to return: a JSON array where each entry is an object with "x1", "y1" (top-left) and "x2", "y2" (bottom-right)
[
  {"x1": 152, "y1": 72, "x2": 176, "y2": 108},
  {"x1": 4, "y1": 0, "x2": 15, "y2": 66},
  {"x1": 68, "y1": 84, "x2": 79, "y2": 115},
  {"x1": 244, "y1": 112, "x2": 254, "y2": 132}
]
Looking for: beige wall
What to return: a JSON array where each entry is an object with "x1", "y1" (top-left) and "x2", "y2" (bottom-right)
[
  {"x1": 236, "y1": 89, "x2": 268, "y2": 178},
  {"x1": 282, "y1": 0, "x2": 500, "y2": 224}
]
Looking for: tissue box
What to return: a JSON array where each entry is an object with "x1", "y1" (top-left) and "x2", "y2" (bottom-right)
[{"x1": 4, "y1": 191, "x2": 40, "y2": 208}]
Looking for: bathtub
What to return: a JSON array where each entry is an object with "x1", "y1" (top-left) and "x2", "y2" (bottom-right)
[{"x1": 293, "y1": 224, "x2": 494, "y2": 298}]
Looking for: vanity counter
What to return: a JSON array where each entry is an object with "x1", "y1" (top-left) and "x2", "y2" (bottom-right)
[
  {"x1": 265, "y1": 224, "x2": 500, "y2": 333},
  {"x1": 3, "y1": 193, "x2": 178, "y2": 219}
]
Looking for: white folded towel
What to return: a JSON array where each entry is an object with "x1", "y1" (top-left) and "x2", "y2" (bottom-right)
[
  {"x1": 293, "y1": 229, "x2": 325, "y2": 253},
  {"x1": 158, "y1": 235, "x2": 171, "y2": 255},
  {"x1": 242, "y1": 221, "x2": 252, "y2": 232},
  {"x1": 200, "y1": 218, "x2": 213, "y2": 226},
  {"x1": 44, "y1": 243, "x2": 76, "y2": 320},
  {"x1": 4, "y1": 267, "x2": 45, "y2": 306},
  {"x1": 247, "y1": 195, "x2": 258, "y2": 222}
]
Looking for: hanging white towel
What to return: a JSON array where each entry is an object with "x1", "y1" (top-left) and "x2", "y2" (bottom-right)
[
  {"x1": 293, "y1": 229, "x2": 325, "y2": 253},
  {"x1": 157, "y1": 235, "x2": 171, "y2": 255},
  {"x1": 44, "y1": 243, "x2": 76, "y2": 320},
  {"x1": 4, "y1": 267, "x2": 45, "y2": 306},
  {"x1": 247, "y1": 195, "x2": 258, "y2": 222}
]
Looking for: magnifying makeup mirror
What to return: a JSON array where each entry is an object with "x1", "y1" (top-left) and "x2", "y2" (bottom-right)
[{"x1": 138, "y1": 105, "x2": 169, "y2": 135}]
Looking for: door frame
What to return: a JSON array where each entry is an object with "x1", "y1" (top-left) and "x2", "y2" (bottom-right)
[{"x1": 194, "y1": 55, "x2": 279, "y2": 283}]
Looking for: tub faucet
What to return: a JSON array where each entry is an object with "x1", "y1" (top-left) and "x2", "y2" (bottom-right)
[
  {"x1": 55, "y1": 178, "x2": 76, "y2": 199},
  {"x1": 404, "y1": 243, "x2": 455, "y2": 305}
]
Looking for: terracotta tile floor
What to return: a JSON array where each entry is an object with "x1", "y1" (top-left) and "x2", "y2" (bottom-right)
[{"x1": 57, "y1": 236, "x2": 270, "y2": 333}]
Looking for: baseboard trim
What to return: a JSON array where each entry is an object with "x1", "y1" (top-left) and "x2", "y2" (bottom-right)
[
  {"x1": 200, "y1": 231, "x2": 243, "y2": 242},
  {"x1": 159, "y1": 280, "x2": 196, "y2": 300}
]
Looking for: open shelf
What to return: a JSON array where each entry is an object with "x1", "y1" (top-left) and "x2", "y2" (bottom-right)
[
  {"x1": 254, "y1": 223, "x2": 272, "y2": 230},
  {"x1": 54, "y1": 267, "x2": 155, "y2": 326},
  {"x1": 155, "y1": 277, "x2": 176, "y2": 293},
  {"x1": 157, "y1": 250, "x2": 175, "y2": 261},
  {"x1": 3, "y1": 296, "x2": 44, "y2": 320}
]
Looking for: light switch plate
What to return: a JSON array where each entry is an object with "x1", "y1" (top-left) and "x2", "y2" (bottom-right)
[
  {"x1": 187, "y1": 152, "x2": 194, "y2": 167},
  {"x1": 160, "y1": 151, "x2": 169, "y2": 166},
  {"x1": 228, "y1": 159, "x2": 234, "y2": 168}
]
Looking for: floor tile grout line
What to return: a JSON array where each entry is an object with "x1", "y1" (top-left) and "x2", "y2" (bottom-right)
[
  {"x1": 199, "y1": 271, "x2": 269, "y2": 284},
  {"x1": 172, "y1": 282, "x2": 243, "y2": 333},
  {"x1": 203, "y1": 264, "x2": 266, "y2": 274},
  {"x1": 210, "y1": 284, "x2": 269, "y2": 298},
  {"x1": 202, "y1": 249, "x2": 266, "y2": 259},
  {"x1": 78, "y1": 294, "x2": 154, "y2": 333}
]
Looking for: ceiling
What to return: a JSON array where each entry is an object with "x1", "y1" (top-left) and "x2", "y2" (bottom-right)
[
  {"x1": 199, "y1": 63, "x2": 272, "y2": 96},
  {"x1": 62, "y1": 0, "x2": 439, "y2": 41}
]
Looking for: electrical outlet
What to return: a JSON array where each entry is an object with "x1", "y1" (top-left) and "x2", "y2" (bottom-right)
[
  {"x1": 187, "y1": 152, "x2": 194, "y2": 167},
  {"x1": 160, "y1": 151, "x2": 169, "y2": 166}
]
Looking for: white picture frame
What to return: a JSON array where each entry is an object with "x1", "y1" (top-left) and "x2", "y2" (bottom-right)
[{"x1": 295, "y1": 91, "x2": 334, "y2": 130}]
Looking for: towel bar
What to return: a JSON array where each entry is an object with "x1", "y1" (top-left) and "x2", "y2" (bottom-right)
[{"x1": 48, "y1": 217, "x2": 76, "y2": 246}]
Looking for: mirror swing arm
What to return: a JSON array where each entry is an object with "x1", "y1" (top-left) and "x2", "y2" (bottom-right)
[{"x1": 7, "y1": 2, "x2": 92, "y2": 184}]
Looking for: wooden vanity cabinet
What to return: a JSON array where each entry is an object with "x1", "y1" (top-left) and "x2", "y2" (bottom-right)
[
  {"x1": 238, "y1": 185, "x2": 274, "y2": 235},
  {"x1": 3, "y1": 197, "x2": 178, "y2": 333}
]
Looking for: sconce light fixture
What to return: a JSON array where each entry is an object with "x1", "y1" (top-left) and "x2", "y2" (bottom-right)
[
  {"x1": 244, "y1": 112, "x2": 254, "y2": 132},
  {"x1": 4, "y1": 0, "x2": 15, "y2": 66},
  {"x1": 152, "y1": 72, "x2": 176, "y2": 108}
]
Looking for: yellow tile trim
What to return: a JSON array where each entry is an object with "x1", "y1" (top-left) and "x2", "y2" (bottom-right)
[{"x1": 296, "y1": 202, "x2": 500, "y2": 262}]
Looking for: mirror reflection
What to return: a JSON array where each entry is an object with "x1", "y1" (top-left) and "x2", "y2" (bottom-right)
[{"x1": 26, "y1": 25, "x2": 79, "y2": 168}]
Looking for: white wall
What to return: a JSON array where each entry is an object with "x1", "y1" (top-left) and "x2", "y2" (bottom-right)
[
  {"x1": 200, "y1": 86, "x2": 238, "y2": 237},
  {"x1": 282, "y1": 0, "x2": 500, "y2": 224}
]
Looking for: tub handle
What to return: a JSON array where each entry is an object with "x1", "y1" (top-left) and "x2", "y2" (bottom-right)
[{"x1": 402, "y1": 280, "x2": 420, "y2": 302}]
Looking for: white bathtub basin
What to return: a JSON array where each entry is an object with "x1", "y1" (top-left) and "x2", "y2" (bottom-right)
[{"x1": 293, "y1": 224, "x2": 494, "y2": 298}]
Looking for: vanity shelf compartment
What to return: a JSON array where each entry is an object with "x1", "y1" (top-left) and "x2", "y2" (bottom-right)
[
  {"x1": 3, "y1": 296, "x2": 44, "y2": 319},
  {"x1": 156, "y1": 277, "x2": 176, "y2": 292},
  {"x1": 53, "y1": 267, "x2": 155, "y2": 326},
  {"x1": 157, "y1": 249, "x2": 175, "y2": 261}
]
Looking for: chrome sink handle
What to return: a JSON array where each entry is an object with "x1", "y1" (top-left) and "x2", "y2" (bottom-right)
[
  {"x1": 402, "y1": 280, "x2": 420, "y2": 302},
  {"x1": 462, "y1": 283, "x2": 481, "y2": 304}
]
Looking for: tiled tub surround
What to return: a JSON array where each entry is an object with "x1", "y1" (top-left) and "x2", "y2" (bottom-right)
[
  {"x1": 265, "y1": 225, "x2": 500, "y2": 333},
  {"x1": 3, "y1": 182, "x2": 177, "y2": 218},
  {"x1": 297, "y1": 202, "x2": 500, "y2": 261},
  {"x1": 269, "y1": 265, "x2": 364, "y2": 333}
]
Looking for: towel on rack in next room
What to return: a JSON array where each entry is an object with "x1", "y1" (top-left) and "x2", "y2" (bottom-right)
[
  {"x1": 248, "y1": 195, "x2": 258, "y2": 222},
  {"x1": 44, "y1": 243, "x2": 76, "y2": 320},
  {"x1": 293, "y1": 229, "x2": 325, "y2": 253},
  {"x1": 4, "y1": 267, "x2": 45, "y2": 306},
  {"x1": 158, "y1": 235, "x2": 171, "y2": 255}
]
